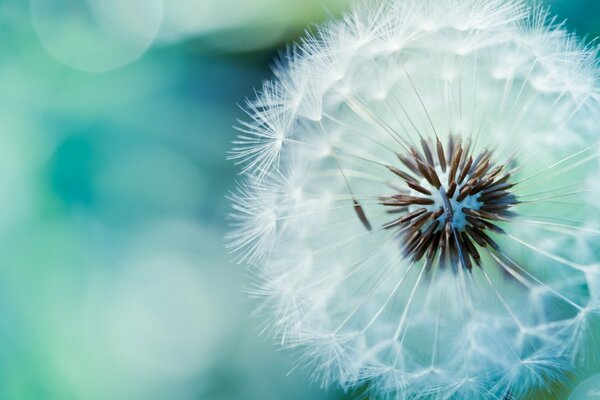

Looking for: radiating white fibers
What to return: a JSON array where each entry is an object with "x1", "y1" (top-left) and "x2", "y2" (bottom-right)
[{"x1": 228, "y1": 0, "x2": 600, "y2": 398}]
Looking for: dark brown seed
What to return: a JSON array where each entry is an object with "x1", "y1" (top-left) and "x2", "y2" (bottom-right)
[
  {"x1": 480, "y1": 220, "x2": 506, "y2": 234},
  {"x1": 410, "y1": 211, "x2": 434, "y2": 230},
  {"x1": 353, "y1": 199, "x2": 372, "y2": 231},
  {"x1": 427, "y1": 165, "x2": 442, "y2": 189},
  {"x1": 422, "y1": 219, "x2": 440, "y2": 237},
  {"x1": 404, "y1": 229, "x2": 423, "y2": 254},
  {"x1": 411, "y1": 148, "x2": 426, "y2": 164},
  {"x1": 484, "y1": 165, "x2": 504, "y2": 180},
  {"x1": 453, "y1": 230, "x2": 472, "y2": 271},
  {"x1": 447, "y1": 135, "x2": 455, "y2": 162},
  {"x1": 421, "y1": 138, "x2": 434, "y2": 166},
  {"x1": 414, "y1": 220, "x2": 440, "y2": 260},
  {"x1": 465, "y1": 177, "x2": 479, "y2": 188},
  {"x1": 470, "y1": 151, "x2": 489, "y2": 174},
  {"x1": 381, "y1": 195, "x2": 435, "y2": 206},
  {"x1": 494, "y1": 173, "x2": 512, "y2": 185},
  {"x1": 468, "y1": 182, "x2": 488, "y2": 196},
  {"x1": 446, "y1": 181, "x2": 457, "y2": 198},
  {"x1": 462, "y1": 208, "x2": 502, "y2": 221},
  {"x1": 407, "y1": 180, "x2": 432, "y2": 196},
  {"x1": 461, "y1": 232, "x2": 481, "y2": 266},
  {"x1": 460, "y1": 140, "x2": 472, "y2": 169},
  {"x1": 448, "y1": 146, "x2": 462, "y2": 184},
  {"x1": 438, "y1": 228, "x2": 448, "y2": 269},
  {"x1": 466, "y1": 226, "x2": 486, "y2": 247},
  {"x1": 445, "y1": 223, "x2": 460, "y2": 272},
  {"x1": 472, "y1": 227, "x2": 500, "y2": 250},
  {"x1": 479, "y1": 190, "x2": 510, "y2": 202},
  {"x1": 432, "y1": 207, "x2": 444, "y2": 220},
  {"x1": 383, "y1": 208, "x2": 427, "y2": 229},
  {"x1": 387, "y1": 165, "x2": 416, "y2": 182},
  {"x1": 414, "y1": 235, "x2": 433, "y2": 261},
  {"x1": 430, "y1": 230, "x2": 442, "y2": 254},
  {"x1": 465, "y1": 216, "x2": 487, "y2": 229},
  {"x1": 436, "y1": 138, "x2": 447, "y2": 172},
  {"x1": 383, "y1": 218, "x2": 403, "y2": 229},
  {"x1": 398, "y1": 154, "x2": 419, "y2": 174},
  {"x1": 477, "y1": 176, "x2": 498, "y2": 191},
  {"x1": 415, "y1": 158, "x2": 435, "y2": 186},
  {"x1": 458, "y1": 156, "x2": 473, "y2": 184},
  {"x1": 456, "y1": 186, "x2": 472, "y2": 202},
  {"x1": 481, "y1": 203, "x2": 513, "y2": 211},
  {"x1": 425, "y1": 242, "x2": 437, "y2": 270},
  {"x1": 481, "y1": 181, "x2": 514, "y2": 194}
]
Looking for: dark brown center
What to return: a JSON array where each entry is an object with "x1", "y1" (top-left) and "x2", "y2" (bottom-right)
[{"x1": 380, "y1": 136, "x2": 518, "y2": 272}]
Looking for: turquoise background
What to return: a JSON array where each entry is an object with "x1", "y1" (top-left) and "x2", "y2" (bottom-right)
[{"x1": 0, "y1": 0, "x2": 597, "y2": 399}]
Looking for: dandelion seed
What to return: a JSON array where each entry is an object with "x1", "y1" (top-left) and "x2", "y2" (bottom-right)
[{"x1": 229, "y1": 0, "x2": 600, "y2": 398}]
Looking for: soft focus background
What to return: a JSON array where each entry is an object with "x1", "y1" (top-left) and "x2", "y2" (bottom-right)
[{"x1": 0, "y1": 0, "x2": 597, "y2": 399}]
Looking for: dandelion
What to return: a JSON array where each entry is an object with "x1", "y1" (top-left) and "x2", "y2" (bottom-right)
[{"x1": 228, "y1": 0, "x2": 600, "y2": 398}]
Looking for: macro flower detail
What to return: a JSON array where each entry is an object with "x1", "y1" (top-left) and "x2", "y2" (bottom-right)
[
  {"x1": 228, "y1": 0, "x2": 600, "y2": 398},
  {"x1": 379, "y1": 136, "x2": 517, "y2": 271}
]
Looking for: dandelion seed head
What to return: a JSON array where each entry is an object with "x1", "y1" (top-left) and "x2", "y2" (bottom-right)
[{"x1": 229, "y1": 0, "x2": 600, "y2": 398}]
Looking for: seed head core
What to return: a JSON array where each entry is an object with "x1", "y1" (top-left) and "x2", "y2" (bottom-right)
[{"x1": 380, "y1": 136, "x2": 518, "y2": 271}]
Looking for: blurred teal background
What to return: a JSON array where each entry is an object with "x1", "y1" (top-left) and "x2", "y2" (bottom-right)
[{"x1": 0, "y1": 0, "x2": 596, "y2": 399}]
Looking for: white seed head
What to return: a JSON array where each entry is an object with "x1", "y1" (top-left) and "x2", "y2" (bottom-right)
[{"x1": 229, "y1": 0, "x2": 600, "y2": 398}]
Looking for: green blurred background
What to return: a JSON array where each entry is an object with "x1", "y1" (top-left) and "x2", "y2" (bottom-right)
[{"x1": 0, "y1": 0, "x2": 596, "y2": 399}]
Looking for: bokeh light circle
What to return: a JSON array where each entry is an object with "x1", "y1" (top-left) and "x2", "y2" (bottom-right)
[
  {"x1": 569, "y1": 373, "x2": 600, "y2": 400},
  {"x1": 158, "y1": 0, "x2": 214, "y2": 43},
  {"x1": 31, "y1": 0, "x2": 163, "y2": 73}
]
